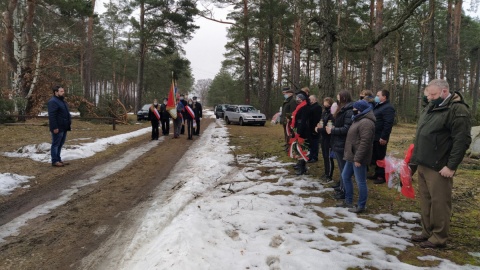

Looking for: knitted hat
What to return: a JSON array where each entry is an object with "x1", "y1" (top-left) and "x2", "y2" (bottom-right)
[
  {"x1": 353, "y1": 100, "x2": 370, "y2": 112},
  {"x1": 282, "y1": 87, "x2": 293, "y2": 93},
  {"x1": 296, "y1": 93, "x2": 307, "y2": 101}
]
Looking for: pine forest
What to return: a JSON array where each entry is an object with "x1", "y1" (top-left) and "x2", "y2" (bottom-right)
[{"x1": 1, "y1": 0, "x2": 480, "y2": 123}]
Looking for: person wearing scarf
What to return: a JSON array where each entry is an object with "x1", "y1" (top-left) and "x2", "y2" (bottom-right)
[
  {"x1": 337, "y1": 100, "x2": 376, "y2": 213},
  {"x1": 288, "y1": 93, "x2": 310, "y2": 175},
  {"x1": 148, "y1": 99, "x2": 161, "y2": 140}
]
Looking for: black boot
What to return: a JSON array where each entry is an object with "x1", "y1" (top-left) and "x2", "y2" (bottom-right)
[
  {"x1": 296, "y1": 160, "x2": 307, "y2": 175},
  {"x1": 293, "y1": 160, "x2": 301, "y2": 169}
]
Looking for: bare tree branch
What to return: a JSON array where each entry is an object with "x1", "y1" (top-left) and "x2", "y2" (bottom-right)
[{"x1": 342, "y1": 0, "x2": 427, "y2": 52}]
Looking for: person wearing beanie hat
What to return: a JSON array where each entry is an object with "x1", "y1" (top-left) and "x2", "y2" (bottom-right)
[
  {"x1": 338, "y1": 97, "x2": 376, "y2": 213},
  {"x1": 296, "y1": 93, "x2": 306, "y2": 102},
  {"x1": 351, "y1": 100, "x2": 373, "y2": 121},
  {"x1": 353, "y1": 99, "x2": 370, "y2": 111}
]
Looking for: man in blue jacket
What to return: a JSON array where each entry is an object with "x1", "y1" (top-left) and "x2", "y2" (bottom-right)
[
  {"x1": 48, "y1": 86, "x2": 72, "y2": 167},
  {"x1": 371, "y1": 90, "x2": 396, "y2": 184}
]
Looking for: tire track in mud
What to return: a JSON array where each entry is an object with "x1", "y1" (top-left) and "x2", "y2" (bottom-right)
[{"x1": 0, "y1": 118, "x2": 214, "y2": 270}]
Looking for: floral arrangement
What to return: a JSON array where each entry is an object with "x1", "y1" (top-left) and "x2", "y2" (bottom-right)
[
  {"x1": 376, "y1": 144, "x2": 415, "y2": 199},
  {"x1": 288, "y1": 133, "x2": 309, "y2": 161}
]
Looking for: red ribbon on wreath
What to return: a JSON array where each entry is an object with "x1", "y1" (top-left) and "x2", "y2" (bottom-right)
[{"x1": 288, "y1": 134, "x2": 309, "y2": 161}]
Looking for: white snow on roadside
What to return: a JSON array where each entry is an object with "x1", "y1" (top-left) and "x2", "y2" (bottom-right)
[
  {"x1": 95, "y1": 121, "x2": 477, "y2": 270},
  {"x1": 2, "y1": 127, "x2": 151, "y2": 163},
  {"x1": 0, "y1": 173, "x2": 34, "y2": 196},
  {"x1": 0, "y1": 138, "x2": 163, "y2": 243}
]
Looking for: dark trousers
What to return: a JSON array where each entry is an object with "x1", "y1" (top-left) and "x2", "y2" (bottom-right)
[
  {"x1": 309, "y1": 136, "x2": 319, "y2": 161},
  {"x1": 161, "y1": 119, "x2": 170, "y2": 135},
  {"x1": 320, "y1": 137, "x2": 334, "y2": 178},
  {"x1": 333, "y1": 149, "x2": 346, "y2": 192},
  {"x1": 283, "y1": 124, "x2": 288, "y2": 145},
  {"x1": 371, "y1": 140, "x2": 387, "y2": 179},
  {"x1": 180, "y1": 118, "x2": 185, "y2": 134},
  {"x1": 194, "y1": 117, "x2": 201, "y2": 135},
  {"x1": 173, "y1": 117, "x2": 182, "y2": 137},
  {"x1": 51, "y1": 131, "x2": 67, "y2": 164},
  {"x1": 151, "y1": 121, "x2": 159, "y2": 139},
  {"x1": 417, "y1": 165, "x2": 453, "y2": 245},
  {"x1": 186, "y1": 118, "x2": 193, "y2": 139}
]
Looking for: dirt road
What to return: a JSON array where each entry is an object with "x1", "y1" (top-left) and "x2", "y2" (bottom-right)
[{"x1": 0, "y1": 118, "x2": 214, "y2": 270}]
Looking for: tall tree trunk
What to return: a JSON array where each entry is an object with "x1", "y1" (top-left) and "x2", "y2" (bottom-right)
[
  {"x1": 417, "y1": 41, "x2": 424, "y2": 118},
  {"x1": 452, "y1": 0, "x2": 462, "y2": 91},
  {"x1": 335, "y1": 0, "x2": 342, "y2": 87},
  {"x1": 136, "y1": 1, "x2": 145, "y2": 111},
  {"x1": 293, "y1": 16, "x2": 301, "y2": 90},
  {"x1": 258, "y1": 37, "x2": 265, "y2": 100},
  {"x1": 365, "y1": 0, "x2": 375, "y2": 90},
  {"x1": 262, "y1": 0, "x2": 274, "y2": 117},
  {"x1": 276, "y1": 33, "x2": 284, "y2": 88},
  {"x1": 243, "y1": 0, "x2": 251, "y2": 104},
  {"x1": 427, "y1": 0, "x2": 436, "y2": 80},
  {"x1": 83, "y1": 0, "x2": 95, "y2": 101},
  {"x1": 316, "y1": 0, "x2": 335, "y2": 99},
  {"x1": 373, "y1": 0, "x2": 384, "y2": 91},
  {"x1": 473, "y1": 48, "x2": 479, "y2": 119}
]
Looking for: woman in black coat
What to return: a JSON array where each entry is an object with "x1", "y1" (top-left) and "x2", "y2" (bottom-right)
[{"x1": 325, "y1": 90, "x2": 354, "y2": 200}]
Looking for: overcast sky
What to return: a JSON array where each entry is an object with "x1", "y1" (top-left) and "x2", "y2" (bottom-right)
[{"x1": 184, "y1": 7, "x2": 231, "y2": 82}]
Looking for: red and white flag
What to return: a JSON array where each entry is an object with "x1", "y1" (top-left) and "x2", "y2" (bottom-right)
[{"x1": 166, "y1": 78, "x2": 177, "y2": 119}]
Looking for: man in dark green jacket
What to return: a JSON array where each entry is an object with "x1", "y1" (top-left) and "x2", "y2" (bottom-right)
[{"x1": 410, "y1": 79, "x2": 472, "y2": 249}]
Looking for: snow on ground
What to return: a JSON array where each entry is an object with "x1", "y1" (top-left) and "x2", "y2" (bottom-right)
[
  {"x1": 98, "y1": 121, "x2": 477, "y2": 270},
  {"x1": 3, "y1": 127, "x2": 151, "y2": 163},
  {"x1": 1, "y1": 110, "x2": 478, "y2": 269},
  {"x1": 0, "y1": 138, "x2": 163, "y2": 243},
  {"x1": 0, "y1": 173, "x2": 34, "y2": 196},
  {"x1": 0, "y1": 127, "x2": 152, "y2": 196}
]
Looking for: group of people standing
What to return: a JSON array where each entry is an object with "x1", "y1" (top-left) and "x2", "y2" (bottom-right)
[
  {"x1": 282, "y1": 86, "x2": 393, "y2": 213},
  {"x1": 148, "y1": 94, "x2": 203, "y2": 140},
  {"x1": 281, "y1": 86, "x2": 395, "y2": 213},
  {"x1": 279, "y1": 78, "x2": 472, "y2": 249}
]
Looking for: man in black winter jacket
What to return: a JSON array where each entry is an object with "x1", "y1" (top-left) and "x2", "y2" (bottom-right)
[
  {"x1": 308, "y1": 95, "x2": 322, "y2": 162},
  {"x1": 371, "y1": 90, "x2": 396, "y2": 184},
  {"x1": 192, "y1": 96, "x2": 203, "y2": 135},
  {"x1": 159, "y1": 98, "x2": 170, "y2": 136}
]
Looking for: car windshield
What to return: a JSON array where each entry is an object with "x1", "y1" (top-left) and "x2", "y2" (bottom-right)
[
  {"x1": 142, "y1": 105, "x2": 150, "y2": 111},
  {"x1": 240, "y1": 106, "x2": 256, "y2": 113}
]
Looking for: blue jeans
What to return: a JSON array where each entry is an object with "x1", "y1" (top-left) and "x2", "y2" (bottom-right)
[
  {"x1": 341, "y1": 161, "x2": 368, "y2": 209},
  {"x1": 333, "y1": 150, "x2": 346, "y2": 191},
  {"x1": 51, "y1": 131, "x2": 67, "y2": 164}
]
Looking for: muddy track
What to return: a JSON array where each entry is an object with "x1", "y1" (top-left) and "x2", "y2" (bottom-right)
[{"x1": 0, "y1": 119, "x2": 214, "y2": 270}]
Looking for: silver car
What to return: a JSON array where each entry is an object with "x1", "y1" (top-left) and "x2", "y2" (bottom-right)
[{"x1": 224, "y1": 105, "x2": 266, "y2": 126}]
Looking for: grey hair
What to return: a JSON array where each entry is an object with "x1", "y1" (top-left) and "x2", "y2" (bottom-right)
[{"x1": 428, "y1": 79, "x2": 449, "y2": 91}]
